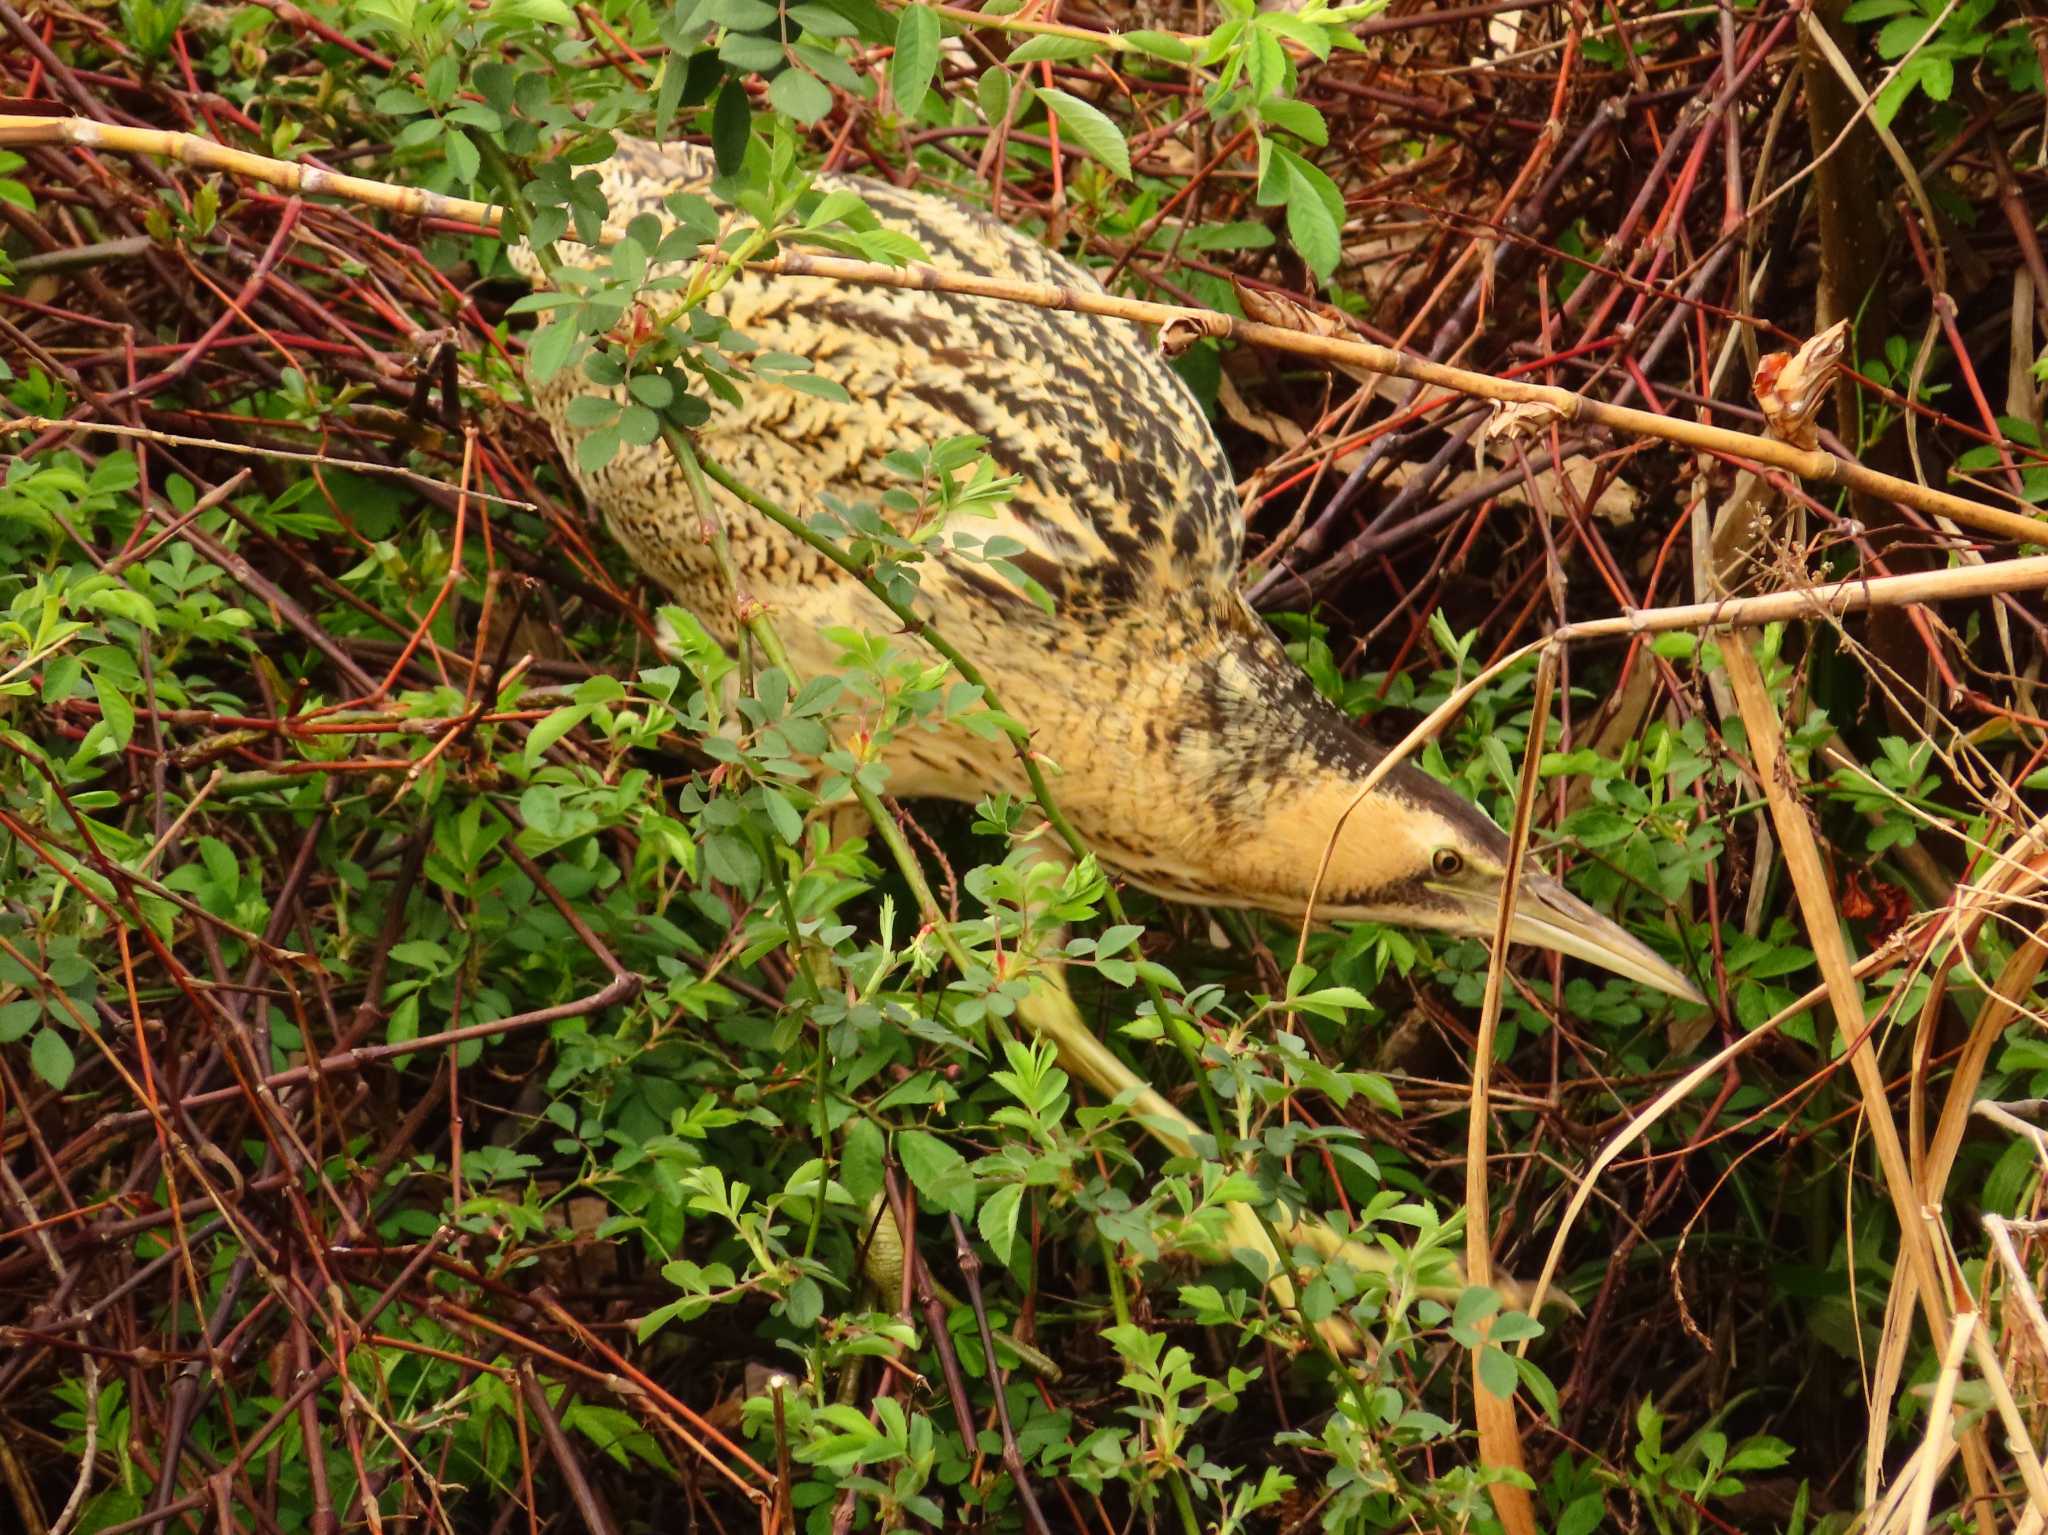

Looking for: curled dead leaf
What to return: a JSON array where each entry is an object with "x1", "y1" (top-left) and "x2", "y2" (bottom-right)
[
  {"x1": 1158, "y1": 311, "x2": 1226, "y2": 357},
  {"x1": 1482, "y1": 397, "x2": 1567, "y2": 444},
  {"x1": 1232, "y1": 277, "x2": 1347, "y2": 337},
  {"x1": 1752, "y1": 318, "x2": 1849, "y2": 451}
]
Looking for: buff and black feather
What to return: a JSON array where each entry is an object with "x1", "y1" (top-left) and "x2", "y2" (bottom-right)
[
  {"x1": 527, "y1": 143, "x2": 1486, "y2": 899},
  {"x1": 522, "y1": 138, "x2": 1702, "y2": 1003}
]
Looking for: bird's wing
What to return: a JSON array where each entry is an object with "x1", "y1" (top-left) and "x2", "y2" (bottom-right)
[{"x1": 562, "y1": 138, "x2": 1248, "y2": 628}]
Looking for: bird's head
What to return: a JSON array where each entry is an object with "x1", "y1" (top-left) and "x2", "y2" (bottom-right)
[{"x1": 1264, "y1": 765, "x2": 1705, "y2": 1005}]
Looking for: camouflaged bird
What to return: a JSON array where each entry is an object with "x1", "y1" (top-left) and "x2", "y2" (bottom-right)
[{"x1": 523, "y1": 137, "x2": 1699, "y2": 1005}]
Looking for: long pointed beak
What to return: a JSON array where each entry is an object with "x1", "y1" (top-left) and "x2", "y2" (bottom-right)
[{"x1": 1500, "y1": 873, "x2": 1705, "y2": 1004}]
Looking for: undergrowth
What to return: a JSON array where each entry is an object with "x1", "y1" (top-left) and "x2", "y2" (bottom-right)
[{"x1": 3, "y1": 1, "x2": 2048, "y2": 1533}]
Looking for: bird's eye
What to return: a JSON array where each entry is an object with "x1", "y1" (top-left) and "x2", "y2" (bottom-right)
[{"x1": 1430, "y1": 848, "x2": 1464, "y2": 878}]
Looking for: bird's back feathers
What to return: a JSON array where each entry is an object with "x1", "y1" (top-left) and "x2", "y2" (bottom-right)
[{"x1": 528, "y1": 137, "x2": 1245, "y2": 639}]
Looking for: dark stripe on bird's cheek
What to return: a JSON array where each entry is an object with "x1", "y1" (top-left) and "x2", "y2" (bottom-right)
[{"x1": 1323, "y1": 873, "x2": 1444, "y2": 918}]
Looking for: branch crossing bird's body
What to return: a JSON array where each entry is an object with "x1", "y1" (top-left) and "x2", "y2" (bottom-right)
[{"x1": 526, "y1": 137, "x2": 1702, "y2": 1004}]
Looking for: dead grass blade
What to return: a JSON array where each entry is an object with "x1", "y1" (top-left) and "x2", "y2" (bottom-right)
[
  {"x1": 1721, "y1": 634, "x2": 1999, "y2": 1523},
  {"x1": 1463, "y1": 647, "x2": 1558, "y2": 1535},
  {"x1": 1880, "y1": 1315, "x2": 1979, "y2": 1535}
]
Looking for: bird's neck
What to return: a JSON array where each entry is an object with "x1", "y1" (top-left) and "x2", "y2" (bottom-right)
[{"x1": 1142, "y1": 607, "x2": 1417, "y2": 916}]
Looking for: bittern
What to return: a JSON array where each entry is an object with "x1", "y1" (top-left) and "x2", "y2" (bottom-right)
[{"x1": 524, "y1": 137, "x2": 1701, "y2": 1312}]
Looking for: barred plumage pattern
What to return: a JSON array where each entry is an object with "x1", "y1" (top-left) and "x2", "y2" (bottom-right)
[{"x1": 527, "y1": 139, "x2": 1498, "y2": 920}]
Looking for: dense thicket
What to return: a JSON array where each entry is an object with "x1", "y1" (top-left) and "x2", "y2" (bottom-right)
[{"x1": 2, "y1": 2, "x2": 2047, "y2": 1532}]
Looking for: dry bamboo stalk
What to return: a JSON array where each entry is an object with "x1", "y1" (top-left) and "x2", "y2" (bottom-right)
[
  {"x1": 1721, "y1": 636, "x2": 2000, "y2": 1514},
  {"x1": 1907, "y1": 819, "x2": 2048, "y2": 1212},
  {"x1": 758, "y1": 253, "x2": 2048, "y2": 551},
  {"x1": 1715, "y1": 715, "x2": 1959, "y2": 1352},
  {"x1": 1921, "y1": 922, "x2": 2048, "y2": 1209},
  {"x1": 1554, "y1": 554, "x2": 2048, "y2": 641},
  {"x1": 0, "y1": 116, "x2": 506, "y2": 227},
  {"x1": 5, "y1": 115, "x2": 2045, "y2": 551},
  {"x1": 1869, "y1": 1264, "x2": 1921, "y2": 1511}
]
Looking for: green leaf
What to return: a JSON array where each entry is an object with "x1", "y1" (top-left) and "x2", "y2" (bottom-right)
[
  {"x1": 1563, "y1": 805, "x2": 1636, "y2": 849},
  {"x1": 0, "y1": 999, "x2": 41, "y2": 1043},
  {"x1": 842, "y1": 1118, "x2": 886, "y2": 1204},
  {"x1": 618, "y1": 404, "x2": 661, "y2": 446},
  {"x1": 443, "y1": 129, "x2": 479, "y2": 186},
  {"x1": 977, "y1": 1182, "x2": 1023, "y2": 1266},
  {"x1": 711, "y1": 80, "x2": 752, "y2": 175},
  {"x1": 627, "y1": 373, "x2": 674, "y2": 408},
  {"x1": 1558, "y1": 1491, "x2": 1608, "y2": 1535},
  {"x1": 788, "y1": 3, "x2": 858, "y2": 36},
  {"x1": 31, "y1": 1027, "x2": 74, "y2": 1089},
  {"x1": 92, "y1": 670, "x2": 134, "y2": 749},
  {"x1": 655, "y1": 52, "x2": 689, "y2": 135},
  {"x1": 492, "y1": 0, "x2": 576, "y2": 23},
  {"x1": 525, "y1": 704, "x2": 589, "y2": 768},
  {"x1": 1281, "y1": 153, "x2": 1342, "y2": 280},
  {"x1": 1123, "y1": 28, "x2": 1191, "y2": 62},
  {"x1": 703, "y1": 0, "x2": 779, "y2": 26},
  {"x1": 1095, "y1": 924, "x2": 1143, "y2": 959},
  {"x1": 769, "y1": 68, "x2": 835, "y2": 125},
  {"x1": 1452, "y1": 1285, "x2": 1500, "y2": 1331},
  {"x1": 1488, "y1": 1310, "x2": 1543, "y2": 1344},
  {"x1": 976, "y1": 66, "x2": 1012, "y2": 128},
  {"x1": 1036, "y1": 87, "x2": 1131, "y2": 179},
  {"x1": 1726, "y1": 1435, "x2": 1793, "y2": 1472},
  {"x1": 526, "y1": 315, "x2": 579, "y2": 384},
  {"x1": 565, "y1": 397, "x2": 622, "y2": 432},
  {"x1": 1290, "y1": 985, "x2": 1373, "y2": 1015},
  {"x1": 897, "y1": 1129, "x2": 975, "y2": 1218},
  {"x1": 785, "y1": 1276, "x2": 824, "y2": 1327},
  {"x1": 1007, "y1": 33, "x2": 1104, "y2": 63},
  {"x1": 892, "y1": 3, "x2": 941, "y2": 112},
  {"x1": 577, "y1": 424, "x2": 623, "y2": 475},
  {"x1": 719, "y1": 30, "x2": 783, "y2": 69},
  {"x1": 80, "y1": 585, "x2": 159, "y2": 633},
  {"x1": 1477, "y1": 1343, "x2": 1518, "y2": 1400},
  {"x1": 703, "y1": 832, "x2": 762, "y2": 889},
  {"x1": 773, "y1": 372, "x2": 851, "y2": 402},
  {"x1": 748, "y1": 789, "x2": 796, "y2": 850},
  {"x1": 1257, "y1": 96, "x2": 1326, "y2": 146}
]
